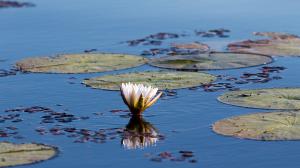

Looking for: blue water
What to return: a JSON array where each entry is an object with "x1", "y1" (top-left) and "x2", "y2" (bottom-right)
[{"x1": 1, "y1": 0, "x2": 300, "y2": 167}]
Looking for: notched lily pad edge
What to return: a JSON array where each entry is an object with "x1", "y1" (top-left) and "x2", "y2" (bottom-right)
[
  {"x1": 212, "y1": 110, "x2": 300, "y2": 141},
  {"x1": 148, "y1": 51, "x2": 274, "y2": 71},
  {"x1": 82, "y1": 70, "x2": 217, "y2": 91},
  {"x1": 15, "y1": 52, "x2": 149, "y2": 74},
  {"x1": 217, "y1": 87, "x2": 300, "y2": 110},
  {"x1": 227, "y1": 32, "x2": 300, "y2": 57},
  {"x1": 0, "y1": 141, "x2": 59, "y2": 167}
]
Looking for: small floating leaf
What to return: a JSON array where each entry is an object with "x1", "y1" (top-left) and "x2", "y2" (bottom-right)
[
  {"x1": 213, "y1": 111, "x2": 300, "y2": 140},
  {"x1": 16, "y1": 53, "x2": 147, "y2": 73},
  {"x1": 0, "y1": 1, "x2": 35, "y2": 8},
  {"x1": 228, "y1": 32, "x2": 300, "y2": 56},
  {"x1": 147, "y1": 150, "x2": 197, "y2": 163},
  {"x1": 218, "y1": 88, "x2": 300, "y2": 109},
  {"x1": 149, "y1": 52, "x2": 272, "y2": 70},
  {"x1": 83, "y1": 71, "x2": 216, "y2": 90},
  {"x1": 171, "y1": 42, "x2": 210, "y2": 52},
  {"x1": 195, "y1": 28, "x2": 230, "y2": 38},
  {"x1": 0, "y1": 142, "x2": 57, "y2": 167},
  {"x1": 126, "y1": 32, "x2": 182, "y2": 46}
]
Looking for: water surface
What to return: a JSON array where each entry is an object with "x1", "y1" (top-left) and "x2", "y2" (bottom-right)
[{"x1": 1, "y1": 0, "x2": 300, "y2": 167}]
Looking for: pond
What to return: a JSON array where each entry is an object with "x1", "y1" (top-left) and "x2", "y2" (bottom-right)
[{"x1": 1, "y1": 0, "x2": 300, "y2": 167}]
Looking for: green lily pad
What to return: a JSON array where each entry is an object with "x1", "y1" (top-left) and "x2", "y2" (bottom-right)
[
  {"x1": 148, "y1": 52, "x2": 272, "y2": 70},
  {"x1": 218, "y1": 88, "x2": 300, "y2": 110},
  {"x1": 0, "y1": 142, "x2": 57, "y2": 167},
  {"x1": 16, "y1": 53, "x2": 147, "y2": 73},
  {"x1": 228, "y1": 32, "x2": 300, "y2": 56},
  {"x1": 83, "y1": 71, "x2": 216, "y2": 90},
  {"x1": 213, "y1": 111, "x2": 300, "y2": 140}
]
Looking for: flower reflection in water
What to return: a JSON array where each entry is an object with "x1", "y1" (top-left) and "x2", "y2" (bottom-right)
[{"x1": 122, "y1": 116, "x2": 161, "y2": 149}]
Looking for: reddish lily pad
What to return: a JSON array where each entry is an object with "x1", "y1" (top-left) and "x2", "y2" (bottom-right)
[
  {"x1": 148, "y1": 52, "x2": 272, "y2": 70},
  {"x1": 0, "y1": 1, "x2": 34, "y2": 8},
  {"x1": 16, "y1": 53, "x2": 147, "y2": 74},
  {"x1": 228, "y1": 32, "x2": 300, "y2": 56},
  {"x1": 218, "y1": 88, "x2": 300, "y2": 110},
  {"x1": 171, "y1": 42, "x2": 210, "y2": 52},
  {"x1": 0, "y1": 142, "x2": 57, "y2": 167},
  {"x1": 213, "y1": 111, "x2": 300, "y2": 140},
  {"x1": 83, "y1": 71, "x2": 216, "y2": 90}
]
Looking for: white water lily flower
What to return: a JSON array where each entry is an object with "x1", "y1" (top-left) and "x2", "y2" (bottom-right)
[{"x1": 120, "y1": 82, "x2": 162, "y2": 115}]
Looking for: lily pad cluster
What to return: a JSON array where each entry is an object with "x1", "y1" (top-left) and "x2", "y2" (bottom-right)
[
  {"x1": 16, "y1": 53, "x2": 147, "y2": 73},
  {"x1": 195, "y1": 28, "x2": 230, "y2": 38},
  {"x1": 5, "y1": 106, "x2": 88, "y2": 124},
  {"x1": 36, "y1": 126, "x2": 125, "y2": 144},
  {"x1": 0, "y1": 0, "x2": 34, "y2": 8},
  {"x1": 146, "y1": 150, "x2": 197, "y2": 163},
  {"x1": 212, "y1": 88, "x2": 300, "y2": 140},
  {"x1": 8, "y1": 28, "x2": 300, "y2": 164},
  {"x1": 126, "y1": 29, "x2": 230, "y2": 48},
  {"x1": 83, "y1": 71, "x2": 217, "y2": 90},
  {"x1": 126, "y1": 32, "x2": 184, "y2": 46},
  {"x1": 0, "y1": 69, "x2": 17, "y2": 77},
  {"x1": 127, "y1": 29, "x2": 230, "y2": 56},
  {"x1": 141, "y1": 42, "x2": 210, "y2": 56},
  {"x1": 202, "y1": 66, "x2": 285, "y2": 92},
  {"x1": 206, "y1": 32, "x2": 300, "y2": 141},
  {"x1": 0, "y1": 126, "x2": 21, "y2": 139},
  {"x1": 228, "y1": 32, "x2": 300, "y2": 56},
  {"x1": 0, "y1": 142, "x2": 57, "y2": 167}
]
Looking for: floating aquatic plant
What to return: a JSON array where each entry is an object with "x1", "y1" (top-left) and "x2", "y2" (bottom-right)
[
  {"x1": 0, "y1": 142, "x2": 57, "y2": 167},
  {"x1": 213, "y1": 111, "x2": 300, "y2": 140},
  {"x1": 83, "y1": 71, "x2": 216, "y2": 90},
  {"x1": 120, "y1": 83, "x2": 162, "y2": 115},
  {"x1": 122, "y1": 116, "x2": 161, "y2": 149},
  {"x1": 195, "y1": 28, "x2": 230, "y2": 38},
  {"x1": 149, "y1": 52, "x2": 273, "y2": 70},
  {"x1": 146, "y1": 150, "x2": 197, "y2": 163},
  {"x1": 16, "y1": 53, "x2": 147, "y2": 74},
  {"x1": 228, "y1": 32, "x2": 300, "y2": 56},
  {"x1": 0, "y1": 1, "x2": 35, "y2": 8},
  {"x1": 141, "y1": 42, "x2": 210, "y2": 56},
  {"x1": 218, "y1": 88, "x2": 300, "y2": 109},
  {"x1": 171, "y1": 42, "x2": 209, "y2": 50}
]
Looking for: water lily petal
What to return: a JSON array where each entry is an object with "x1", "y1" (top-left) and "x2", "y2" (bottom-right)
[{"x1": 146, "y1": 92, "x2": 162, "y2": 108}]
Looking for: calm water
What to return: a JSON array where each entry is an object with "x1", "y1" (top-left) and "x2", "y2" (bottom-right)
[{"x1": 1, "y1": 0, "x2": 300, "y2": 167}]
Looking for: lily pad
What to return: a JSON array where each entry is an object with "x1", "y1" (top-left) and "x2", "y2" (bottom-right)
[
  {"x1": 218, "y1": 88, "x2": 300, "y2": 110},
  {"x1": 171, "y1": 42, "x2": 210, "y2": 51},
  {"x1": 148, "y1": 52, "x2": 272, "y2": 70},
  {"x1": 0, "y1": 1, "x2": 35, "y2": 8},
  {"x1": 16, "y1": 53, "x2": 147, "y2": 73},
  {"x1": 0, "y1": 142, "x2": 57, "y2": 167},
  {"x1": 228, "y1": 32, "x2": 300, "y2": 56},
  {"x1": 213, "y1": 111, "x2": 300, "y2": 140},
  {"x1": 83, "y1": 71, "x2": 216, "y2": 90}
]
